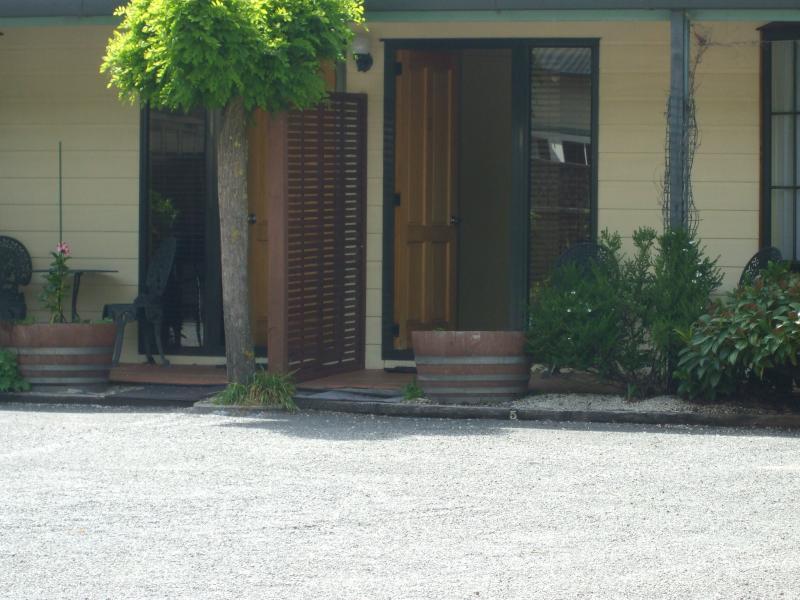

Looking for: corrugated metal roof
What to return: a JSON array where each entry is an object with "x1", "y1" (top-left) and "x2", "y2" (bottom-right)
[
  {"x1": 1, "y1": 0, "x2": 799, "y2": 18},
  {"x1": 366, "y1": 0, "x2": 800, "y2": 9}
]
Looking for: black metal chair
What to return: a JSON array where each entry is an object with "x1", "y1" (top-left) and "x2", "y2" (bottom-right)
[
  {"x1": 0, "y1": 236, "x2": 32, "y2": 321},
  {"x1": 103, "y1": 237, "x2": 177, "y2": 366},
  {"x1": 739, "y1": 246, "x2": 783, "y2": 287},
  {"x1": 551, "y1": 241, "x2": 610, "y2": 286}
]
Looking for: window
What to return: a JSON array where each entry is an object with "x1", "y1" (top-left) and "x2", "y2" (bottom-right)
[
  {"x1": 529, "y1": 46, "x2": 595, "y2": 284},
  {"x1": 141, "y1": 107, "x2": 223, "y2": 355},
  {"x1": 764, "y1": 26, "x2": 800, "y2": 260}
]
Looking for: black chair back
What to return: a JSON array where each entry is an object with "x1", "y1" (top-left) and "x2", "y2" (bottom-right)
[
  {"x1": 0, "y1": 236, "x2": 31, "y2": 320},
  {"x1": 739, "y1": 246, "x2": 783, "y2": 287},
  {"x1": 145, "y1": 237, "x2": 177, "y2": 297},
  {"x1": 551, "y1": 241, "x2": 611, "y2": 285},
  {"x1": 0, "y1": 236, "x2": 32, "y2": 290}
]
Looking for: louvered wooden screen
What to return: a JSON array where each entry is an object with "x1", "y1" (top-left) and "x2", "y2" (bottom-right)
[{"x1": 286, "y1": 93, "x2": 367, "y2": 381}]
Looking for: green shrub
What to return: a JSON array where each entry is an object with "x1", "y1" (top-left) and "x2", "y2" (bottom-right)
[
  {"x1": 642, "y1": 228, "x2": 724, "y2": 391},
  {"x1": 0, "y1": 350, "x2": 30, "y2": 392},
  {"x1": 527, "y1": 233, "x2": 636, "y2": 382},
  {"x1": 527, "y1": 227, "x2": 722, "y2": 396},
  {"x1": 214, "y1": 369, "x2": 297, "y2": 410},
  {"x1": 675, "y1": 262, "x2": 800, "y2": 401}
]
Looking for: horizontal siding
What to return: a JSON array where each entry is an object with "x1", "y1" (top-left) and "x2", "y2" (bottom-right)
[
  {"x1": 693, "y1": 23, "x2": 761, "y2": 288},
  {"x1": 0, "y1": 25, "x2": 141, "y2": 360}
]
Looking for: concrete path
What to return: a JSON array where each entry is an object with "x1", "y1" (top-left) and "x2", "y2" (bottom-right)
[{"x1": 1, "y1": 405, "x2": 799, "y2": 599}]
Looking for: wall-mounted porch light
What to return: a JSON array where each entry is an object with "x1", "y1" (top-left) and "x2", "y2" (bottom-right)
[{"x1": 352, "y1": 29, "x2": 373, "y2": 72}]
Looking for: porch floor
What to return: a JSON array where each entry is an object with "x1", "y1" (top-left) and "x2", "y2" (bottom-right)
[
  {"x1": 110, "y1": 364, "x2": 623, "y2": 395},
  {"x1": 109, "y1": 364, "x2": 414, "y2": 392}
]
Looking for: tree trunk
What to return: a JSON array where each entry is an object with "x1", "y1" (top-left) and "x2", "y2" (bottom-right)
[{"x1": 217, "y1": 97, "x2": 255, "y2": 384}]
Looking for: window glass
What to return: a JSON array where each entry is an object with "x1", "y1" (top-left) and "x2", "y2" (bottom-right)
[
  {"x1": 772, "y1": 115, "x2": 794, "y2": 187},
  {"x1": 771, "y1": 189, "x2": 794, "y2": 258},
  {"x1": 146, "y1": 108, "x2": 219, "y2": 352},
  {"x1": 767, "y1": 36, "x2": 799, "y2": 261},
  {"x1": 772, "y1": 41, "x2": 794, "y2": 113},
  {"x1": 529, "y1": 47, "x2": 593, "y2": 284}
]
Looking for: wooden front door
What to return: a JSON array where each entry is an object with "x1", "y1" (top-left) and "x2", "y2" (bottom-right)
[{"x1": 393, "y1": 49, "x2": 460, "y2": 351}]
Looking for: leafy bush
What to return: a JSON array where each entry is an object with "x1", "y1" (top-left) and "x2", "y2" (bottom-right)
[
  {"x1": 527, "y1": 227, "x2": 722, "y2": 396},
  {"x1": 527, "y1": 234, "x2": 635, "y2": 382},
  {"x1": 640, "y1": 228, "x2": 725, "y2": 391},
  {"x1": 675, "y1": 262, "x2": 800, "y2": 401},
  {"x1": 214, "y1": 369, "x2": 297, "y2": 410},
  {"x1": 0, "y1": 350, "x2": 30, "y2": 392}
]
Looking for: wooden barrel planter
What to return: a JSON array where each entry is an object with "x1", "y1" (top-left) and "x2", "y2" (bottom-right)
[
  {"x1": 411, "y1": 331, "x2": 532, "y2": 405},
  {"x1": 7, "y1": 323, "x2": 116, "y2": 387}
]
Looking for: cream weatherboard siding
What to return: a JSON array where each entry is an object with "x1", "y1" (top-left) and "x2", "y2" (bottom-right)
[
  {"x1": 0, "y1": 25, "x2": 142, "y2": 361},
  {"x1": 345, "y1": 20, "x2": 763, "y2": 369},
  {"x1": 692, "y1": 22, "x2": 761, "y2": 288}
]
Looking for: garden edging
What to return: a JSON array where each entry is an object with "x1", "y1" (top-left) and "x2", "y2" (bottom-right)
[{"x1": 191, "y1": 395, "x2": 800, "y2": 430}]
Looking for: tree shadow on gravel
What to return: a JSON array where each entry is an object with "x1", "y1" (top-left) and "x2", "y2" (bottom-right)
[
  {"x1": 215, "y1": 412, "x2": 516, "y2": 441},
  {"x1": 216, "y1": 411, "x2": 800, "y2": 441}
]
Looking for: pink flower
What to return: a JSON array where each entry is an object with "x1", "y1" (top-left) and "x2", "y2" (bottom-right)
[{"x1": 56, "y1": 241, "x2": 71, "y2": 257}]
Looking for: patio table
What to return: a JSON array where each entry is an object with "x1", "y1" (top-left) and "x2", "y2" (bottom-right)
[{"x1": 32, "y1": 268, "x2": 118, "y2": 322}]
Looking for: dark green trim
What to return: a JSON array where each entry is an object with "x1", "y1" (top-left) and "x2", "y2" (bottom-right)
[
  {"x1": 761, "y1": 35, "x2": 772, "y2": 247},
  {"x1": 204, "y1": 111, "x2": 226, "y2": 357},
  {"x1": 382, "y1": 42, "x2": 402, "y2": 360},
  {"x1": 381, "y1": 38, "x2": 600, "y2": 361},
  {"x1": 138, "y1": 106, "x2": 150, "y2": 311},
  {"x1": 691, "y1": 10, "x2": 800, "y2": 21},
  {"x1": 366, "y1": 0, "x2": 800, "y2": 9},
  {"x1": 0, "y1": 16, "x2": 119, "y2": 27},
  {"x1": 367, "y1": 10, "x2": 670, "y2": 22},
  {"x1": 509, "y1": 45, "x2": 530, "y2": 329},
  {"x1": 590, "y1": 41, "x2": 601, "y2": 241}
]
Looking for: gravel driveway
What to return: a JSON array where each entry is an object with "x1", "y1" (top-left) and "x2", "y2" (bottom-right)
[{"x1": 1, "y1": 405, "x2": 799, "y2": 599}]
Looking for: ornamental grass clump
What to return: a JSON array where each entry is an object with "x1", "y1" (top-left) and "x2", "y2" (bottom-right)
[
  {"x1": 527, "y1": 227, "x2": 722, "y2": 396},
  {"x1": 214, "y1": 369, "x2": 297, "y2": 411},
  {"x1": 675, "y1": 261, "x2": 800, "y2": 401}
]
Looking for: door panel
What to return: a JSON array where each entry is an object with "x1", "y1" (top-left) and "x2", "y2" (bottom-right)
[
  {"x1": 248, "y1": 109, "x2": 270, "y2": 348},
  {"x1": 394, "y1": 50, "x2": 459, "y2": 350}
]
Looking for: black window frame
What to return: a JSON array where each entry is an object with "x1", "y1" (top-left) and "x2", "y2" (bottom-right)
[{"x1": 761, "y1": 23, "x2": 800, "y2": 259}]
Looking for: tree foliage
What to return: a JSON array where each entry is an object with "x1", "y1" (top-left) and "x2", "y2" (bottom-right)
[{"x1": 102, "y1": 0, "x2": 363, "y2": 113}]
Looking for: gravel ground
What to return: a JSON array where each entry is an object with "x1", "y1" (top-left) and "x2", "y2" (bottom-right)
[
  {"x1": 511, "y1": 394, "x2": 780, "y2": 415},
  {"x1": 2, "y1": 405, "x2": 800, "y2": 599}
]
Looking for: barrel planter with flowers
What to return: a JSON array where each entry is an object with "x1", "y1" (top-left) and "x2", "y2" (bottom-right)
[
  {"x1": 411, "y1": 331, "x2": 532, "y2": 405},
  {"x1": 1, "y1": 242, "x2": 116, "y2": 388}
]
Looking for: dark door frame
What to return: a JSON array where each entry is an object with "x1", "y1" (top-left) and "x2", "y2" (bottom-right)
[{"x1": 381, "y1": 37, "x2": 600, "y2": 361}]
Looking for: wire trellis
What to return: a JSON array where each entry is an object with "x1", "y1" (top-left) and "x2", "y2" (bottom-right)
[{"x1": 661, "y1": 28, "x2": 711, "y2": 235}]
